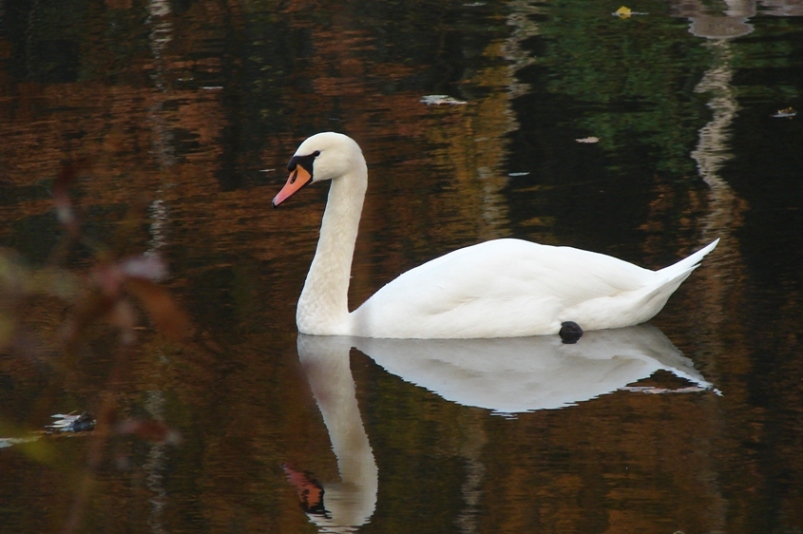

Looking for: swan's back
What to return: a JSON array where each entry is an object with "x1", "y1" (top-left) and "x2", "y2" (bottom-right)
[{"x1": 349, "y1": 238, "x2": 717, "y2": 338}]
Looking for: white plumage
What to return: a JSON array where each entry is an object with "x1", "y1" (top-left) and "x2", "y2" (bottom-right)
[{"x1": 273, "y1": 132, "x2": 718, "y2": 339}]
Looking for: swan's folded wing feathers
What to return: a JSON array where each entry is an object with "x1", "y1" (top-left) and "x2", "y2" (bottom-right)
[{"x1": 352, "y1": 239, "x2": 660, "y2": 337}]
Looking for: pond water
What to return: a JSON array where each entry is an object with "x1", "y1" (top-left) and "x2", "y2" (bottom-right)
[{"x1": 1, "y1": 0, "x2": 803, "y2": 532}]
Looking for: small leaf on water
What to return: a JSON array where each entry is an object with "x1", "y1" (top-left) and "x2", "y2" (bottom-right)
[
  {"x1": 612, "y1": 6, "x2": 647, "y2": 17},
  {"x1": 46, "y1": 412, "x2": 96, "y2": 433},
  {"x1": 772, "y1": 107, "x2": 796, "y2": 118},
  {"x1": 614, "y1": 6, "x2": 632, "y2": 18},
  {"x1": 420, "y1": 94, "x2": 468, "y2": 106},
  {"x1": 576, "y1": 136, "x2": 600, "y2": 143}
]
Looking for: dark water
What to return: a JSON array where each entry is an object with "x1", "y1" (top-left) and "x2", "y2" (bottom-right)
[{"x1": 1, "y1": 0, "x2": 803, "y2": 532}]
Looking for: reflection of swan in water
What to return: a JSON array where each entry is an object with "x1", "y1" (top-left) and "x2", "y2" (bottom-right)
[
  {"x1": 353, "y1": 325, "x2": 715, "y2": 415},
  {"x1": 286, "y1": 335, "x2": 378, "y2": 533},
  {"x1": 287, "y1": 327, "x2": 715, "y2": 530}
]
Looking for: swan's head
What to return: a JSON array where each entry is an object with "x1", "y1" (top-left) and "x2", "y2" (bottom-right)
[{"x1": 273, "y1": 132, "x2": 364, "y2": 207}]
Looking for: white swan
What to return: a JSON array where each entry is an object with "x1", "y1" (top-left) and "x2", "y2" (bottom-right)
[{"x1": 273, "y1": 132, "x2": 719, "y2": 339}]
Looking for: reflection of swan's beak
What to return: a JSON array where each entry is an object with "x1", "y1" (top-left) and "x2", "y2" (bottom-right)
[
  {"x1": 283, "y1": 464, "x2": 327, "y2": 515},
  {"x1": 273, "y1": 166, "x2": 313, "y2": 207}
]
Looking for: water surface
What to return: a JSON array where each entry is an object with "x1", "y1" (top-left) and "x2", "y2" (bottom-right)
[{"x1": 1, "y1": 1, "x2": 802, "y2": 532}]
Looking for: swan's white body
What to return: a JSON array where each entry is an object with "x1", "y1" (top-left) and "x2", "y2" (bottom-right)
[{"x1": 274, "y1": 132, "x2": 718, "y2": 339}]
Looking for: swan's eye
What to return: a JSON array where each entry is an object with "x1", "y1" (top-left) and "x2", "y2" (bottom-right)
[{"x1": 286, "y1": 150, "x2": 321, "y2": 176}]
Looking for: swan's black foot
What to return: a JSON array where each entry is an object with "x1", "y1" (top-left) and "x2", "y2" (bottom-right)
[{"x1": 559, "y1": 321, "x2": 583, "y2": 344}]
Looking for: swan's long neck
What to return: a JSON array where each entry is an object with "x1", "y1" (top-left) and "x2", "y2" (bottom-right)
[{"x1": 297, "y1": 159, "x2": 367, "y2": 335}]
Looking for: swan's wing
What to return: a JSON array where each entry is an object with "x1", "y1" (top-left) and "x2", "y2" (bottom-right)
[{"x1": 350, "y1": 239, "x2": 656, "y2": 338}]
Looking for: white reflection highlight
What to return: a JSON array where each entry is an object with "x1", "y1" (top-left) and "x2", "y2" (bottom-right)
[
  {"x1": 352, "y1": 325, "x2": 715, "y2": 416},
  {"x1": 672, "y1": 0, "x2": 756, "y2": 39},
  {"x1": 292, "y1": 335, "x2": 378, "y2": 533}
]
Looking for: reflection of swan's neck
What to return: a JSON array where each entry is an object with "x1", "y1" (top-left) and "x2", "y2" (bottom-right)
[
  {"x1": 298, "y1": 165, "x2": 367, "y2": 336},
  {"x1": 298, "y1": 336, "x2": 378, "y2": 529},
  {"x1": 313, "y1": 356, "x2": 376, "y2": 488}
]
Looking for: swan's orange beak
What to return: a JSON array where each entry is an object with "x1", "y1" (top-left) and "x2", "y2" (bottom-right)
[{"x1": 272, "y1": 166, "x2": 312, "y2": 207}]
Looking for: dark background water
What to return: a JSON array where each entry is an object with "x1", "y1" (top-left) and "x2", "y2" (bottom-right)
[{"x1": 1, "y1": 0, "x2": 802, "y2": 532}]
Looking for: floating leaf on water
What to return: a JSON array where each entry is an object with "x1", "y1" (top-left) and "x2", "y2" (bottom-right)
[
  {"x1": 614, "y1": 6, "x2": 632, "y2": 18},
  {"x1": 419, "y1": 95, "x2": 468, "y2": 106},
  {"x1": 612, "y1": 6, "x2": 647, "y2": 17},
  {"x1": 576, "y1": 136, "x2": 600, "y2": 143},
  {"x1": 772, "y1": 107, "x2": 796, "y2": 118},
  {"x1": 46, "y1": 412, "x2": 96, "y2": 433}
]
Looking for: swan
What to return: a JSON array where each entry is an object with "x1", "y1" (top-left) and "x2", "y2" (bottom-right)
[{"x1": 273, "y1": 132, "x2": 719, "y2": 339}]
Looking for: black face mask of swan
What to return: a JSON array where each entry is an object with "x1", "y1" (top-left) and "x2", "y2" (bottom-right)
[{"x1": 274, "y1": 132, "x2": 719, "y2": 339}]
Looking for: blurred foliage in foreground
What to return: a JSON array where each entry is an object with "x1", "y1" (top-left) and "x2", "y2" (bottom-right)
[{"x1": 0, "y1": 160, "x2": 192, "y2": 533}]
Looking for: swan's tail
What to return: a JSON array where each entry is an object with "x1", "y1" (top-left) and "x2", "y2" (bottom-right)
[
  {"x1": 629, "y1": 238, "x2": 720, "y2": 323},
  {"x1": 656, "y1": 238, "x2": 720, "y2": 283}
]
